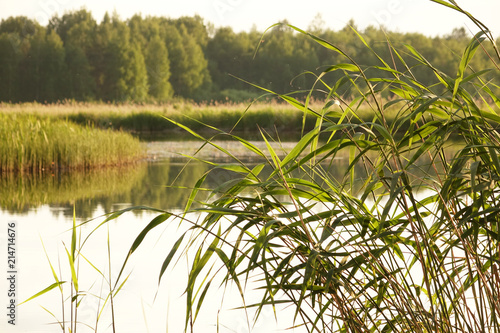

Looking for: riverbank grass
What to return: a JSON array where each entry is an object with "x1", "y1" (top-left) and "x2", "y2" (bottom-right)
[
  {"x1": 0, "y1": 100, "x2": 401, "y2": 136},
  {"x1": 0, "y1": 114, "x2": 143, "y2": 173}
]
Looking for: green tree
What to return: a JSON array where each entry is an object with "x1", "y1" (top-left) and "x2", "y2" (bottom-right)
[
  {"x1": 0, "y1": 16, "x2": 39, "y2": 38},
  {"x1": 41, "y1": 29, "x2": 66, "y2": 101},
  {"x1": 48, "y1": 9, "x2": 97, "y2": 100},
  {"x1": 145, "y1": 35, "x2": 173, "y2": 100},
  {"x1": 179, "y1": 27, "x2": 211, "y2": 98},
  {"x1": 96, "y1": 12, "x2": 148, "y2": 101},
  {"x1": 64, "y1": 42, "x2": 95, "y2": 100},
  {"x1": 48, "y1": 9, "x2": 96, "y2": 49},
  {"x1": 124, "y1": 43, "x2": 149, "y2": 101},
  {"x1": 95, "y1": 13, "x2": 123, "y2": 100},
  {"x1": 17, "y1": 28, "x2": 65, "y2": 102},
  {"x1": 254, "y1": 23, "x2": 318, "y2": 93},
  {"x1": 0, "y1": 17, "x2": 39, "y2": 101},
  {"x1": 173, "y1": 15, "x2": 209, "y2": 50},
  {"x1": 160, "y1": 21, "x2": 210, "y2": 98},
  {"x1": 0, "y1": 33, "x2": 21, "y2": 101},
  {"x1": 127, "y1": 14, "x2": 149, "y2": 48},
  {"x1": 206, "y1": 27, "x2": 255, "y2": 91}
]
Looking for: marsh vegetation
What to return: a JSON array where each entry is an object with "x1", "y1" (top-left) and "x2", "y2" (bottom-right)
[{"x1": 0, "y1": 113, "x2": 143, "y2": 173}]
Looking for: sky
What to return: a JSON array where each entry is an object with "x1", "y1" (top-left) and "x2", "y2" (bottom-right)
[{"x1": 1, "y1": 0, "x2": 500, "y2": 37}]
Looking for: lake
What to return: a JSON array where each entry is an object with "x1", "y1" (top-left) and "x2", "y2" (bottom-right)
[{"x1": 1, "y1": 139, "x2": 314, "y2": 333}]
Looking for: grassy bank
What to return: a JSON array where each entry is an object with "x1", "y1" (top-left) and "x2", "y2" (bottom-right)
[
  {"x1": 0, "y1": 100, "x2": 402, "y2": 138},
  {"x1": 0, "y1": 113, "x2": 143, "y2": 173}
]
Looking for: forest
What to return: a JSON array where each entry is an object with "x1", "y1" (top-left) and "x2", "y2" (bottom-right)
[{"x1": 0, "y1": 9, "x2": 498, "y2": 103}]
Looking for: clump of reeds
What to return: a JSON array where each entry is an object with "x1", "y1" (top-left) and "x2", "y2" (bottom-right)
[
  {"x1": 22, "y1": 207, "x2": 126, "y2": 333},
  {"x1": 0, "y1": 113, "x2": 143, "y2": 173},
  {"x1": 101, "y1": 1, "x2": 500, "y2": 332}
]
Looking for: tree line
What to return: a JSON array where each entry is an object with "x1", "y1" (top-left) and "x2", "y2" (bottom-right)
[{"x1": 0, "y1": 9, "x2": 498, "y2": 103}]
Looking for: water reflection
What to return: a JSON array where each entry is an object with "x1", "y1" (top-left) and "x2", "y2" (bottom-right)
[
  {"x1": 0, "y1": 141, "x2": 449, "y2": 218},
  {"x1": 0, "y1": 160, "x2": 211, "y2": 218}
]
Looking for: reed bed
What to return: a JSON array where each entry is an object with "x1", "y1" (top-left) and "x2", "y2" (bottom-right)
[
  {"x1": 0, "y1": 113, "x2": 143, "y2": 173},
  {"x1": 101, "y1": 2, "x2": 500, "y2": 332}
]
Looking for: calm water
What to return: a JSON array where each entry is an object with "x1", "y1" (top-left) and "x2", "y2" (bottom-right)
[{"x1": 0, "y1": 140, "x2": 305, "y2": 333}]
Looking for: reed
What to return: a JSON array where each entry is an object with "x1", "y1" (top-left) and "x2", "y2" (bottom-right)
[
  {"x1": 21, "y1": 207, "x2": 127, "y2": 333},
  {"x1": 0, "y1": 113, "x2": 143, "y2": 173},
  {"x1": 105, "y1": 1, "x2": 500, "y2": 332}
]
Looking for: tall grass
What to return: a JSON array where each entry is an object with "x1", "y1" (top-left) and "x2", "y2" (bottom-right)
[
  {"x1": 22, "y1": 207, "x2": 128, "y2": 333},
  {"x1": 105, "y1": 1, "x2": 500, "y2": 332},
  {"x1": 0, "y1": 100, "x2": 398, "y2": 137},
  {"x1": 0, "y1": 114, "x2": 143, "y2": 172}
]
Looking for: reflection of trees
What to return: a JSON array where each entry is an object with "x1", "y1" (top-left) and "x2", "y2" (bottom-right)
[
  {"x1": 0, "y1": 159, "x2": 212, "y2": 219},
  {"x1": 67, "y1": 160, "x2": 210, "y2": 218},
  {"x1": 126, "y1": 161, "x2": 210, "y2": 214},
  {"x1": 0, "y1": 163, "x2": 148, "y2": 216}
]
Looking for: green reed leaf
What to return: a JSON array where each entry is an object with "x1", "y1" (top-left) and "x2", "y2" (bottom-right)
[{"x1": 20, "y1": 282, "x2": 66, "y2": 305}]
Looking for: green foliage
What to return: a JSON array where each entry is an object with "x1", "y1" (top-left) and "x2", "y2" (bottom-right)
[
  {"x1": 0, "y1": 33, "x2": 22, "y2": 100},
  {"x1": 48, "y1": 9, "x2": 97, "y2": 48},
  {"x1": 1, "y1": 21, "x2": 67, "y2": 102},
  {"x1": 145, "y1": 35, "x2": 173, "y2": 100},
  {"x1": 2, "y1": 9, "x2": 499, "y2": 103},
  {"x1": 0, "y1": 101, "x2": 323, "y2": 136},
  {"x1": 206, "y1": 27, "x2": 258, "y2": 91},
  {"x1": 96, "y1": 13, "x2": 149, "y2": 101},
  {"x1": 215, "y1": 88, "x2": 262, "y2": 102},
  {"x1": 50, "y1": 9, "x2": 97, "y2": 100},
  {"x1": 125, "y1": 43, "x2": 149, "y2": 101},
  {"x1": 22, "y1": 207, "x2": 127, "y2": 333},
  {"x1": 63, "y1": 43, "x2": 95, "y2": 100},
  {"x1": 35, "y1": 29, "x2": 66, "y2": 101},
  {"x1": 160, "y1": 22, "x2": 211, "y2": 98}
]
